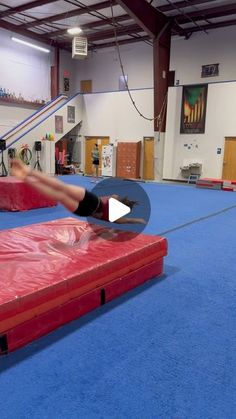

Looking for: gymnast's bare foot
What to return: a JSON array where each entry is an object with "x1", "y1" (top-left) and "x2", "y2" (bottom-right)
[{"x1": 11, "y1": 159, "x2": 31, "y2": 180}]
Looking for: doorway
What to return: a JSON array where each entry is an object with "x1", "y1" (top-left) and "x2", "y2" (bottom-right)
[
  {"x1": 80, "y1": 80, "x2": 92, "y2": 93},
  {"x1": 143, "y1": 137, "x2": 154, "y2": 180},
  {"x1": 85, "y1": 136, "x2": 109, "y2": 175},
  {"x1": 222, "y1": 137, "x2": 236, "y2": 179}
]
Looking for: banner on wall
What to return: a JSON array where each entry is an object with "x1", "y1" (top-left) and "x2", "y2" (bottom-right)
[
  {"x1": 63, "y1": 71, "x2": 70, "y2": 92},
  {"x1": 180, "y1": 84, "x2": 208, "y2": 134},
  {"x1": 67, "y1": 106, "x2": 75, "y2": 123},
  {"x1": 64, "y1": 77, "x2": 70, "y2": 91},
  {"x1": 102, "y1": 145, "x2": 116, "y2": 177}
]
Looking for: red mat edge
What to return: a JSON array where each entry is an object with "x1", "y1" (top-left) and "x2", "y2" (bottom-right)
[
  {"x1": 1, "y1": 258, "x2": 164, "y2": 354},
  {"x1": 222, "y1": 187, "x2": 235, "y2": 192},
  {"x1": 0, "y1": 245, "x2": 166, "y2": 329}
]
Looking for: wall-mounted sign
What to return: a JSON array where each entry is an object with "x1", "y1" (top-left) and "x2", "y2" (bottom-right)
[{"x1": 201, "y1": 63, "x2": 219, "y2": 78}]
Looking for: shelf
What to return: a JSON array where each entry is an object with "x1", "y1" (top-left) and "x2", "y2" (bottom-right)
[{"x1": 0, "y1": 97, "x2": 43, "y2": 109}]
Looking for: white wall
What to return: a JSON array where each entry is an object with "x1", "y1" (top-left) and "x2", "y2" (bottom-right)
[
  {"x1": 0, "y1": 28, "x2": 82, "y2": 102},
  {"x1": 81, "y1": 89, "x2": 154, "y2": 139},
  {"x1": 80, "y1": 88, "x2": 154, "y2": 172},
  {"x1": 1, "y1": 95, "x2": 83, "y2": 175},
  {"x1": 74, "y1": 26, "x2": 236, "y2": 93},
  {"x1": 164, "y1": 82, "x2": 236, "y2": 180},
  {"x1": 0, "y1": 88, "x2": 154, "y2": 176},
  {"x1": 162, "y1": 26, "x2": 236, "y2": 180},
  {"x1": 170, "y1": 26, "x2": 236, "y2": 85},
  {"x1": 0, "y1": 28, "x2": 52, "y2": 102},
  {"x1": 0, "y1": 103, "x2": 35, "y2": 136},
  {"x1": 75, "y1": 43, "x2": 153, "y2": 92}
]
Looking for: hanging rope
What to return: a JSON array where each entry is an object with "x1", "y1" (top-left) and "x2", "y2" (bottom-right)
[{"x1": 110, "y1": 0, "x2": 168, "y2": 125}]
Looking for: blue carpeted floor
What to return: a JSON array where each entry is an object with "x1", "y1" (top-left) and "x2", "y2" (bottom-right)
[{"x1": 1, "y1": 176, "x2": 236, "y2": 419}]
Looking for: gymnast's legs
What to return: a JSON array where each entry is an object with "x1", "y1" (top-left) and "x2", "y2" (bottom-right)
[{"x1": 10, "y1": 159, "x2": 99, "y2": 216}]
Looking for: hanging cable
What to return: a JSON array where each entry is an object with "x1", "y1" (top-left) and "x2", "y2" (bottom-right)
[{"x1": 110, "y1": 0, "x2": 168, "y2": 124}]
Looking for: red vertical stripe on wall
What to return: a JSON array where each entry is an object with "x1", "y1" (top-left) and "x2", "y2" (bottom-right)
[{"x1": 50, "y1": 47, "x2": 60, "y2": 99}]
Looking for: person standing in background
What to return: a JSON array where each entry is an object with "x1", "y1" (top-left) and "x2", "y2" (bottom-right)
[
  {"x1": 91, "y1": 143, "x2": 100, "y2": 180},
  {"x1": 67, "y1": 137, "x2": 74, "y2": 165}
]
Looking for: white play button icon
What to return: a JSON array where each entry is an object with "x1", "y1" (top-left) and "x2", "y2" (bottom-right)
[
  {"x1": 87, "y1": 178, "x2": 151, "y2": 241},
  {"x1": 108, "y1": 197, "x2": 131, "y2": 222}
]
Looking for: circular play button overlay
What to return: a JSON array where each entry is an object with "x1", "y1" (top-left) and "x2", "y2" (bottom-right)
[{"x1": 87, "y1": 177, "x2": 151, "y2": 241}]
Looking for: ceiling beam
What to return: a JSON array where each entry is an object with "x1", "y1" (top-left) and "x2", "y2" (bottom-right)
[
  {"x1": 175, "y1": 4, "x2": 236, "y2": 24},
  {"x1": 45, "y1": 13, "x2": 131, "y2": 39},
  {"x1": 87, "y1": 23, "x2": 143, "y2": 42},
  {"x1": 59, "y1": 24, "x2": 145, "y2": 45},
  {"x1": 17, "y1": 0, "x2": 116, "y2": 29},
  {"x1": 158, "y1": 0, "x2": 217, "y2": 13},
  {"x1": 89, "y1": 35, "x2": 151, "y2": 50},
  {"x1": 115, "y1": 0, "x2": 168, "y2": 38},
  {"x1": 0, "y1": 0, "x2": 58, "y2": 19},
  {"x1": 0, "y1": 18, "x2": 65, "y2": 49},
  {"x1": 179, "y1": 17, "x2": 236, "y2": 35},
  {"x1": 57, "y1": 22, "x2": 183, "y2": 46},
  {"x1": 49, "y1": 19, "x2": 185, "y2": 44}
]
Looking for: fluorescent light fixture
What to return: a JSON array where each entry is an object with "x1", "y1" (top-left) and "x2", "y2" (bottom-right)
[
  {"x1": 11, "y1": 37, "x2": 50, "y2": 53},
  {"x1": 67, "y1": 27, "x2": 82, "y2": 35}
]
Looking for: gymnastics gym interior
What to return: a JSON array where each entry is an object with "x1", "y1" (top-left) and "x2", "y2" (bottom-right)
[{"x1": 0, "y1": 1, "x2": 236, "y2": 418}]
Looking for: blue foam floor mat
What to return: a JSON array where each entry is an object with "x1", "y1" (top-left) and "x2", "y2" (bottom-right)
[{"x1": 1, "y1": 177, "x2": 236, "y2": 419}]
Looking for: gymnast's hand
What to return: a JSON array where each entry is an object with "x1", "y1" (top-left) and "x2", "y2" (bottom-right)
[{"x1": 11, "y1": 159, "x2": 31, "y2": 180}]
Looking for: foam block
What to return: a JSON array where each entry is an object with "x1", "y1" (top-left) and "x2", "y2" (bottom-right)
[
  {"x1": 196, "y1": 178, "x2": 223, "y2": 190},
  {"x1": 222, "y1": 180, "x2": 236, "y2": 191},
  {"x1": 0, "y1": 177, "x2": 56, "y2": 211},
  {"x1": 0, "y1": 218, "x2": 167, "y2": 353}
]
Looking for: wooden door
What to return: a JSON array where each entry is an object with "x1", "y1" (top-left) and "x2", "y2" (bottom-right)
[
  {"x1": 85, "y1": 136, "x2": 109, "y2": 175},
  {"x1": 80, "y1": 80, "x2": 92, "y2": 93},
  {"x1": 143, "y1": 137, "x2": 154, "y2": 180},
  {"x1": 222, "y1": 137, "x2": 236, "y2": 179}
]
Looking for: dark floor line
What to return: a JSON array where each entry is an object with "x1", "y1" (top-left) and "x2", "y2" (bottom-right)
[{"x1": 157, "y1": 204, "x2": 236, "y2": 236}]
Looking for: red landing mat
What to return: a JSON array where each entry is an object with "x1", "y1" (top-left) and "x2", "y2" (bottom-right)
[
  {"x1": 0, "y1": 218, "x2": 167, "y2": 354},
  {"x1": 0, "y1": 177, "x2": 56, "y2": 211},
  {"x1": 196, "y1": 178, "x2": 223, "y2": 190},
  {"x1": 196, "y1": 178, "x2": 236, "y2": 192},
  {"x1": 222, "y1": 180, "x2": 236, "y2": 191}
]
